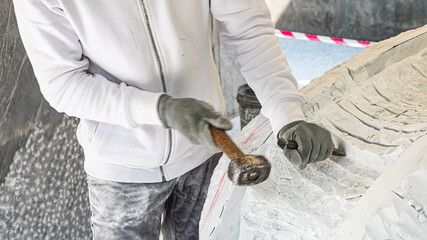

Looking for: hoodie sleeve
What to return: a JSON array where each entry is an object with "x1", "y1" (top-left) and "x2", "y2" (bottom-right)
[
  {"x1": 12, "y1": 0, "x2": 164, "y2": 129},
  {"x1": 211, "y1": 0, "x2": 306, "y2": 135}
]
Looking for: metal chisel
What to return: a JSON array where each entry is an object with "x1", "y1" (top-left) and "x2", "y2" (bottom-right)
[{"x1": 277, "y1": 138, "x2": 346, "y2": 157}]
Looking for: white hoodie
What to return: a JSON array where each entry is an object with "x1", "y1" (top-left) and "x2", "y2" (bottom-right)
[{"x1": 13, "y1": 0, "x2": 305, "y2": 183}]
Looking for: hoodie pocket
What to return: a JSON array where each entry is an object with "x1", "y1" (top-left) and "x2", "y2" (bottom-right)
[
  {"x1": 85, "y1": 120, "x2": 103, "y2": 148},
  {"x1": 89, "y1": 123, "x2": 169, "y2": 169}
]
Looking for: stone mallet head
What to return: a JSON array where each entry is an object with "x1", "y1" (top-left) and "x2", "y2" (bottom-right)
[{"x1": 209, "y1": 126, "x2": 271, "y2": 186}]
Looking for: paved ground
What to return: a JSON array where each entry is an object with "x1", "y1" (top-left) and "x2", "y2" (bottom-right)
[{"x1": 279, "y1": 38, "x2": 364, "y2": 88}]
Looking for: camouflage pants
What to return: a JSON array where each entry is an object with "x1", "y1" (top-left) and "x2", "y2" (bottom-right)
[{"x1": 87, "y1": 153, "x2": 221, "y2": 240}]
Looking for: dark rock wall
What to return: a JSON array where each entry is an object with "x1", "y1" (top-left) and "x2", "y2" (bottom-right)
[
  {"x1": 0, "y1": 1, "x2": 91, "y2": 239},
  {"x1": 276, "y1": 0, "x2": 427, "y2": 41}
]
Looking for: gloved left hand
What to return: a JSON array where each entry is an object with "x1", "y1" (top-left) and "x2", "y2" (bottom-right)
[{"x1": 278, "y1": 120, "x2": 334, "y2": 169}]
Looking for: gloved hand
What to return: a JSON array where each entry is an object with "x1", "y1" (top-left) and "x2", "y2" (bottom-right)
[
  {"x1": 158, "y1": 94, "x2": 232, "y2": 152},
  {"x1": 278, "y1": 120, "x2": 334, "y2": 169}
]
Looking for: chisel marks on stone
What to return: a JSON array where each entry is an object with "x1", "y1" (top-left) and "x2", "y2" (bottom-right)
[{"x1": 326, "y1": 117, "x2": 399, "y2": 148}]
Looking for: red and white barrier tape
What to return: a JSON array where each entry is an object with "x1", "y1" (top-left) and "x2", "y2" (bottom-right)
[{"x1": 275, "y1": 29, "x2": 374, "y2": 48}]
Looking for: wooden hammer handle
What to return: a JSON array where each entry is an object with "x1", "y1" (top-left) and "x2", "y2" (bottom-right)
[{"x1": 209, "y1": 125, "x2": 244, "y2": 160}]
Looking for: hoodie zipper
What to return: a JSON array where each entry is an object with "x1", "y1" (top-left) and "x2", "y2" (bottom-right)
[{"x1": 138, "y1": 0, "x2": 172, "y2": 182}]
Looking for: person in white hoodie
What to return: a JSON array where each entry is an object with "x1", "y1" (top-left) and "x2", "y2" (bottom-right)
[{"x1": 13, "y1": 0, "x2": 334, "y2": 239}]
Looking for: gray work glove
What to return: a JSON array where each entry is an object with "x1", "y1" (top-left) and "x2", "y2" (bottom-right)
[
  {"x1": 278, "y1": 120, "x2": 334, "y2": 169},
  {"x1": 158, "y1": 94, "x2": 232, "y2": 152}
]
